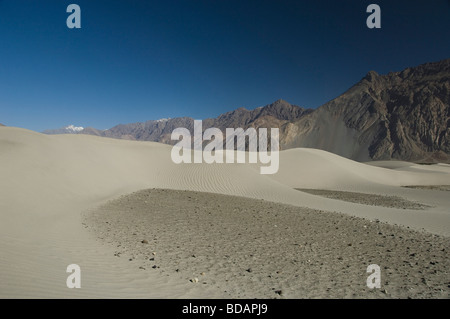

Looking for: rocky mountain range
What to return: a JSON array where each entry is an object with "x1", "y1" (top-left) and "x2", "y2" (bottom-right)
[
  {"x1": 43, "y1": 58, "x2": 450, "y2": 162},
  {"x1": 47, "y1": 100, "x2": 312, "y2": 146}
]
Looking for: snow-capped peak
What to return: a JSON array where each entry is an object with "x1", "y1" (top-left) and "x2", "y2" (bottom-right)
[{"x1": 65, "y1": 125, "x2": 84, "y2": 132}]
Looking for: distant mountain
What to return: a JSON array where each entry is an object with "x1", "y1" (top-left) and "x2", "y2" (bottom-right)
[
  {"x1": 43, "y1": 59, "x2": 450, "y2": 162},
  {"x1": 46, "y1": 100, "x2": 311, "y2": 145},
  {"x1": 0, "y1": 123, "x2": 5, "y2": 127},
  {"x1": 43, "y1": 125, "x2": 84, "y2": 134}
]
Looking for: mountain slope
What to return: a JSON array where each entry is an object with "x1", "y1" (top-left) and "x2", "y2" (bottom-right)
[{"x1": 281, "y1": 59, "x2": 450, "y2": 162}]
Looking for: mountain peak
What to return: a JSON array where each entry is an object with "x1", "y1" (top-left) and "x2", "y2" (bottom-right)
[
  {"x1": 364, "y1": 70, "x2": 379, "y2": 81},
  {"x1": 65, "y1": 124, "x2": 84, "y2": 132},
  {"x1": 272, "y1": 99, "x2": 290, "y2": 105}
]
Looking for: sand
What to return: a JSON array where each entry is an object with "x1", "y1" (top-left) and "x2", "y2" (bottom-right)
[
  {"x1": 85, "y1": 189, "x2": 449, "y2": 299},
  {"x1": 1, "y1": 126, "x2": 449, "y2": 298}
]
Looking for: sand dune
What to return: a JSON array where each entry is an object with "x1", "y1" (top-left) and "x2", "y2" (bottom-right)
[{"x1": 0, "y1": 126, "x2": 449, "y2": 298}]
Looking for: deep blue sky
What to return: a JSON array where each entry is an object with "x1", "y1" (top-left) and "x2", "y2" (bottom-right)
[{"x1": 1, "y1": 0, "x2": 449, "y2": 132}]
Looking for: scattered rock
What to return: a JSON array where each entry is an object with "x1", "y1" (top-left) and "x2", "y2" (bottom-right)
[{"x1": 141, "y1": 240, "x2": 149, "y2": 244}]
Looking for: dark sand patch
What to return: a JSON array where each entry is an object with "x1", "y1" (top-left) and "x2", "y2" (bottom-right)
[
  {"x1": 84, "y1": 189, "x2": 449, "y2": 299},
  {"x1": 296, "y1": 189, "x2": 429, "y2": 210},
  {"x1": 402, "y1": 185, "x2": 450, "y2": 192}
]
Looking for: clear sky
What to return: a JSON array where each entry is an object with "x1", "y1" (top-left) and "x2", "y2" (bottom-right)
[{"x1": 0, "y1": 0, "x2": 449, "y2": 132}]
